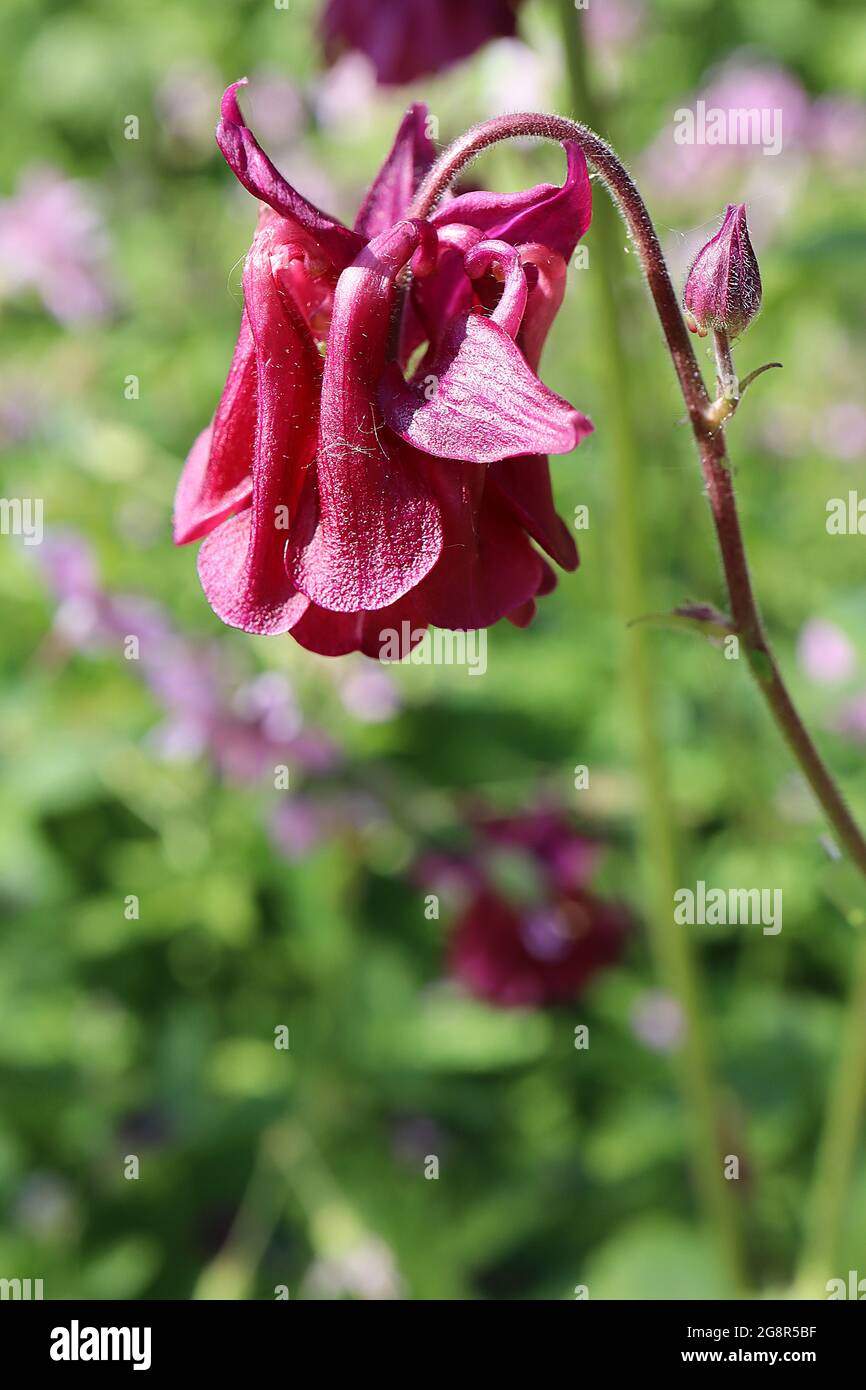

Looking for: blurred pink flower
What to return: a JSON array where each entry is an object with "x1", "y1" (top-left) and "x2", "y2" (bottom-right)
[
  {"x1": 303, "y1": 1235, "x2": 405, "y2": 1299},
  {"x1": 834, "y1": 695, "x2": 866, "y2": 743},
  {"x1": 155, "y1": 61, "x2": 223, "y2": 152},
  {"x1": 808, "y1": 95, "x2": 866, "y2": 173},
  {"x1": 314, "y1": 52, "x2": 377, "y2": 135},
  {"x1": 797, "y1": 620, "x2": 856, "y2": 686},
  {"x1": 584, "y1": 0, "x2": 644, "y2": 51},
  {"x1": 479, "y1": 39, "x2": 553, "y2": 119},
  {"x1": 630, "y1": 990, "x2": 684, "y2": 1052},
  {"x1": 36, "y1": 532, "x2": 340, "y2": 782},
  {"x1": 335, "y1": 661, "x2": 402, "y2": 722},
  {"x1": 0, "y1": 377, "x2": 50, "y2": 447},
  {"x1": 269, "y1": 790, "x2": 377, "y2": 859},
  {"x1": 821, "y1": 401, "x2": 866, "y2": 463},
  {"x1": 642, "y1": 58, "x2": 810, "y2": 202},
  {"x1": 0, "y1": 167, "x2": 112, "y2": 325},
  {"x1": 244, "y1": 68, "x2": 305, "y2": 147}
]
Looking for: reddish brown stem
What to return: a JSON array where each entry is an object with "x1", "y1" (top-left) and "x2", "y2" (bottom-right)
[{"x1": 412, "y1": 114, "x2": 866, "y2": 879}]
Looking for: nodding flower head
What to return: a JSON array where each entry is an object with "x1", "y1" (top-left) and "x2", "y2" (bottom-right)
[
  {"x1": 320, "y1": 0, "x2": 524, "y2": 86},
  {"x1": 174, "y1": 80, "x2": 594, "y2": 659},
  {"x1": 683, "y1": 203, "x2": 762, "y2": 339}
]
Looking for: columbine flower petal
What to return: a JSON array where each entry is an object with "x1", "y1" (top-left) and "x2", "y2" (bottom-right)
[
  {"x1": 173, "y1": 310, "x2": 256, "y2": 545},
  {"x1": 353, "y1": 103, "x2": 437, "y2": 238},
  {"x1": 381, "y1": 310, "x2": 590, "y2": 463},
  {"x1": 197, "y1": 222, "x2": 320, "y2": 634},
  {"x1": 430, "y1": 143, "x2": 592, "y2": 262},
  {"x1": 289, "y1": 221, "x2": 443, "y2": 613},
  {"x1": 217, "y1": 79, "x2": 363, "y2": 268}
]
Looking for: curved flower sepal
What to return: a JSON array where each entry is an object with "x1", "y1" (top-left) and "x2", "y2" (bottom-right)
[
  {"x1": 289, "y1": 220, "x2": 444, "y2": 614},
  {"x1": 381, "y1": 310, "x2": 591, "y2": 463},
  {"x1": 172, "y1": 310, "x2": 256, "y2": 546},
  {"x1": 354, "y1": 103, "x2": 437, "y2": 240},
  {"x1": 381, "y1": 238, "x2": 592, "y2": 464},
  {"x1": 217, "y1": 80, "x2": 363, "y2": 269},
  {"x1": 197, "y1": 224, "x2": 323, "y2": 635},
  {"x1": 409, "y1": 458, "x2": 548, "y2": 631},
  {"x1": 430, "y1": 143, "x2": 592, "y2": 267}
]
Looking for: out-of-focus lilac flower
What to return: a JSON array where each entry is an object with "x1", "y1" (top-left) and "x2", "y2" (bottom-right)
[
  {"x1": 155, "y1": 61, "x2": 223, "y2": 153},
  {"x1": 754, "y1": 402, "x2": 808, "y2": 460},
  {"x1": 584, "y1": 0, "x2": 644, "y2": 52},
  {"x1": 269, "y1": 790, "x2": 377, "y2": 859},
  {"x1": 798, "y1": 620, "x2": 856, "y2": 686},
  {"x1": 233, "y1": 671, "x2": 302, "y2": 741},
  {"x1": 314, "y1": 52, "x2": 377, "y2": 135},
  {"x1": 269, "y1": 798, "x2": 331, "y2": 859},
  {"x1": 642, "y1": 59, "x2": 810, "y2": 202},
  {"x1": 835, "y1": 696, "x2": 866, "y2": 742},
  {"x1": 0, "y1": 167, "x2": 112, "y2": 325},
  {"x1": 0, "y1": 377, "x2": 50, "y2": 448},
  {"x1": 808, "y1": 96, "x2": 866, "y2": 174},
  {"x1": 822, "y1": 401, "x2": 866, "y2": 462},
  {"x1": 245, "y1": 68, "x2": 305, "y2": 147},
  {"x1": 38, "y1": 532, "x2": 99, "y2": 599},
  {"x1": 39, "y1": 532, "x2": 170, "y2": 653},
  {"x1": 303, "y1": 1235, "x2": 405, "y2": 1300},
  {"x1": 333, "y1": 661, "x2": 401, "y2": 722},
  {"x1": 414, "y1": 850, "x2": 480, "y2": 906},
  {"x1": 321, "y1": 0, "x2": 523, "y2": 86},
  {"x1": 36, "y1": 531, "x2": 340, "y2": 783},
  {"x1": 479, "y1": 39, "x2": 553, "y2": 120},
  {"x1": 630, "y1": 991, "x2": 684, "y2": 1053}
]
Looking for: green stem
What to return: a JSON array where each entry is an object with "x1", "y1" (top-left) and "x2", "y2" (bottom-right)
[
  {"x1": 557, "y1": 0, "x2": 746, "y2": 1294},
  {"x1": 797, "y1": 931, "x2": 866, "y2": 1292}
]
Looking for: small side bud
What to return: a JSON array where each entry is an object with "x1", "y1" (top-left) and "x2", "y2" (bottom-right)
[{"x1": 683, "y1": 204, "x2": 762, "y2": 339}]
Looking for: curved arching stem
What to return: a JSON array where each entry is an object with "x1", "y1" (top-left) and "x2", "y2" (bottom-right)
[{"x1": 411, "y1": 113, "x2": 866, "y2": 880}]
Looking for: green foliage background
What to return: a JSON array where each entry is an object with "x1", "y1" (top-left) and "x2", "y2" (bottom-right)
[{"x1": 1, "y1": 0, "x2": 866, "y2": 1299}]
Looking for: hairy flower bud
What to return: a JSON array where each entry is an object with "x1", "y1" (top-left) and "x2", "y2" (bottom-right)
[{"x1": 683, "y1": 203, "x2": 762, "y2": 339}]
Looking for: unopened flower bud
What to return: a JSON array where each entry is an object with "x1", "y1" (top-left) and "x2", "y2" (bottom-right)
[{"x1": 683, "y1": 203, "x2": 762, "y2": 339}]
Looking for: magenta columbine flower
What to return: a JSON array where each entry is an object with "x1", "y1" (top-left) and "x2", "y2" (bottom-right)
[
  {"x1": 422, "y1": 809, "x2": 631, "y2": 1008},
  {"x1": 320, "y1": 0, "x2": 524, "y2": 86},
  {"x1": 174, "y1": 81, "x2": 593, "y2": 657},
  {"x1": 683, "y1": 203, "x2": 762, "y2": 338}
]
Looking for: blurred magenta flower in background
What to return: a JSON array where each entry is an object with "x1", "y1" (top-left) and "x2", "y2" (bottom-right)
[
  {"x1": 320, "y1": 0, "x2": 523, "y2": 85},
  {"x1": 424, "y1": 810, "x2": 632, "y2": 1007},
  {"x1": 175, "y1": 82, "x2": 593, "y2": 656},
  {"x1": 0, "y1": 167, "x2": 112, "y2": 325}
]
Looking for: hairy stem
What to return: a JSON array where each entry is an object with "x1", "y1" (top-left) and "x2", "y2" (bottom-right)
[
  {"x1": 415, "y1": 88, "x2": 866, "y2": 1288},
  {"x1": 412, "y1": 113, "x2": 866, "y2": 878},
  {"x1": 557, "y1": 0, "x2": 745, "y2": 1292},
  {"x1": 712, "y1": 328, "x2": 739, "y2": 402}
]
